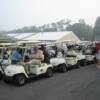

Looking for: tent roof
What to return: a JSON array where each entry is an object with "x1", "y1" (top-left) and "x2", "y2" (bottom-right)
[
  {"x1": 7, "y1": 33, "x2": 20, "y2": 37},
  {"x1": 24, "y1": 31, "x2": 73, "y2": 41},
  {"x1": 14, "y1": 33, "x2": 35, "y2": 39},
  {"x1": 7, "y1": 33, "x2": 35, "y2": 40},
  {"x1": 16, "y1": 40, "x2": 41, "y2": 44},
  {"x1": 7, "y1": 31, "x2": 80, "y2": 43},
  {"x1": 0, "y1": 43, "x2": 13, "y2": 46},
  {"x1": 58, "y1": 32, "x2": 80, "y2": 42}
]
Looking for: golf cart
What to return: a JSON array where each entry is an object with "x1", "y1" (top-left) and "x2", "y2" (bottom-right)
[
  {"x1": 84, "y1": 47, "x2": 95, "y2": 64},
  {"x1": 50, "y1": 45, "x2": 86, "y2": 71},
  {"x1": 50, "y1": 57, "x2": 68, "y2": 72},
  {"x1": 65, "y1": 47, "x2": 86, "y2": 67},
  {"x1": 0, "y1": 46, "x2": 11, "y2": 80},
  {"x1": 48, "y1": 43, "x2": 68, "y2": 72},
  {"x1": 3, "y1": 46, "x2": 53, "y2": 86},
  {"x1": 50, "y1": 41, "x2": 86, "y2": 72},
  {"x1": 0, "y1": 59, "x2": 10, "y2": 80}
]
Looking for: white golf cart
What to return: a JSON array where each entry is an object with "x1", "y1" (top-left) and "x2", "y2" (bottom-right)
[
  {"x1": 3, "y1": 46, "x2": 53, "y2": 86},
  {"x1": 0, "y1": 59, "x2": 9, "y2": 80},
  {"x1": 77, "y1": 41, "x2": 95, "y2": 64},
  {"x1": 50, "y1": 57, "x2": 68, "y2": 72},
  {"x1": 47, "y1": 43, "x2": 68, "y2": 72},
  {"x1": 65, "y1": 50, "x2": 86, "y2": 67},
  {"x1": 66, "y1": 51, "x2": 86, "y2": 67},
  {"x1": 0, "y1": 45, "x2": 12, "y2": 80},
  {"x1": 84, "y1": 47, "x2": 95, "y2": 64},
  {"x1": 50, "y1": 45, "x2": 86, "y2": 71}
]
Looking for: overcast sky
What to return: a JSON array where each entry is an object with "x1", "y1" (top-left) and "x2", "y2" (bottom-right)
[{"x1": 0, "y1": 0, "x2": 100, "y2": 31}]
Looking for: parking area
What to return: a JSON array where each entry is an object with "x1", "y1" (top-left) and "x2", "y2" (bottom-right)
[{"x1": 0, "y1": 64, "x2": 100, "y2": 100}]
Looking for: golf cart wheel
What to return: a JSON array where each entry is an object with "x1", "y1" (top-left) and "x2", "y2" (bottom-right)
[
  {"x1": 82, "y1": 60, "x2": 87, "y2": 66},
  {"x1": 59, "y1": 64, "x2": 67, "y2": 73},
  {"x1": 76, "y1": 61, "x2": 80, "y2": 68},
  {"x1": 14, "y1": 74, "x2": 26, "y2": 86},
  {"x1": 46, "y1": 68, "x2": 53, "y2": 77}
]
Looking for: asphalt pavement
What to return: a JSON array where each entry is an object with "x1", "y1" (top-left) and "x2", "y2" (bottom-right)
[{"x1": 0, "y1": 64, "x2": 100, "y2": 100}]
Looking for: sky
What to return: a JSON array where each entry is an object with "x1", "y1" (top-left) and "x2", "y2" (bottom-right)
[{"x1": 0, "y1": 0, "x2": 100, "y2": 31}]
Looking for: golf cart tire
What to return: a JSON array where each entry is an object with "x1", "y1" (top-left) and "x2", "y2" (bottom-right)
[
  {"x1": 82, "y1": 60, "x2": 87, "y2": 66},
  {"x1": 76, "y1": 61, "x2": 80, "y2": 68},
  {"x1": 14, "y1": 74, "x2": 26, "y2": 86},
  {"x1": 59, "y1": 64, "x2": 67, "y2": 73},
  {"x1": 46, "y1": 68, "x2": 53, "y2": 77}
]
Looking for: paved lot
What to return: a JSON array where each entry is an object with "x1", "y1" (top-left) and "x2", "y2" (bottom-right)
[{"x1": 0, "y1": 64, "x2": 100, "y2": 100}]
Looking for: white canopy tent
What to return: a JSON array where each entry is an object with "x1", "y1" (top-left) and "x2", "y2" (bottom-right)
[
  {"x1": 7, "y1": 31, "x2": 80, "y2": 44},
  {"x1": 23, "y1": 31, "x2": 80, "y2": 43}
]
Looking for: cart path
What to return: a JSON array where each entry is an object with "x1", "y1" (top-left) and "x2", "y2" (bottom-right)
[{"x1": 0, "y1": 64, "x2": 100, "y2": 100}]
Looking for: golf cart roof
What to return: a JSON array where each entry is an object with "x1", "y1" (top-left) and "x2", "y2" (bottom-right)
[
  {"x1": 0, "y1": 43, "x2": 14, "y2": 46},
  {"x1": 16, "y1": 40, "x2": 41, "y2": 44},
  {"x1": 55, "y1": 40, "x2": 77, "y2": 44}
]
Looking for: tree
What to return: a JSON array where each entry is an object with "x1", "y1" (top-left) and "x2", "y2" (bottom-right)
[
  {"x1": 67, "y1": 19, "x2": 93, "y2": 40},
  {"x1": 78, "y1": 19, "x2": 85, "y2": 24},
  {"x1": 93, "y1": 17, "x2": 100, "y2": 40},
  {"x1": 51, "y1": 23, "x2": 57, "y2": 28},
  {"x1": 65, "y1": 19, "x2": 71, "y2": 25}
]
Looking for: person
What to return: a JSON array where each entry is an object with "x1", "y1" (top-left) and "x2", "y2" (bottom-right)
[
  {"x1": 56, "y1": 47, "x2": 63, "y2": 58},
  {"x1": 2, "y1": 51, "x2": 9, "y2": 65},
  {"x1": 11, "y1": 48, "x2": 22, "y2": 64},
  {"x1": 22, "y1": 46, "x2": 44, "y2": 74},
  {"x1": 40, "y1": 45, "x2": 50, "y2": 64},
  {"x1": 95, "y1": 42, "x2": 100, "y2": 68},
  {"x1": 31, "y1": 46, "x2": 44, "y2": 63},
  {"x1": 65, "y1": 45, "x2": 77, "y2": 57},
  {"x1": 57, "y1": 50, "x2": 63, "y2": 58},
  {"x1": 84, "y1": 46, "x2": 92, "y2": 55},
  {"x1": 49, "y1": 47, "x2": 56, "y2": 57}
]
